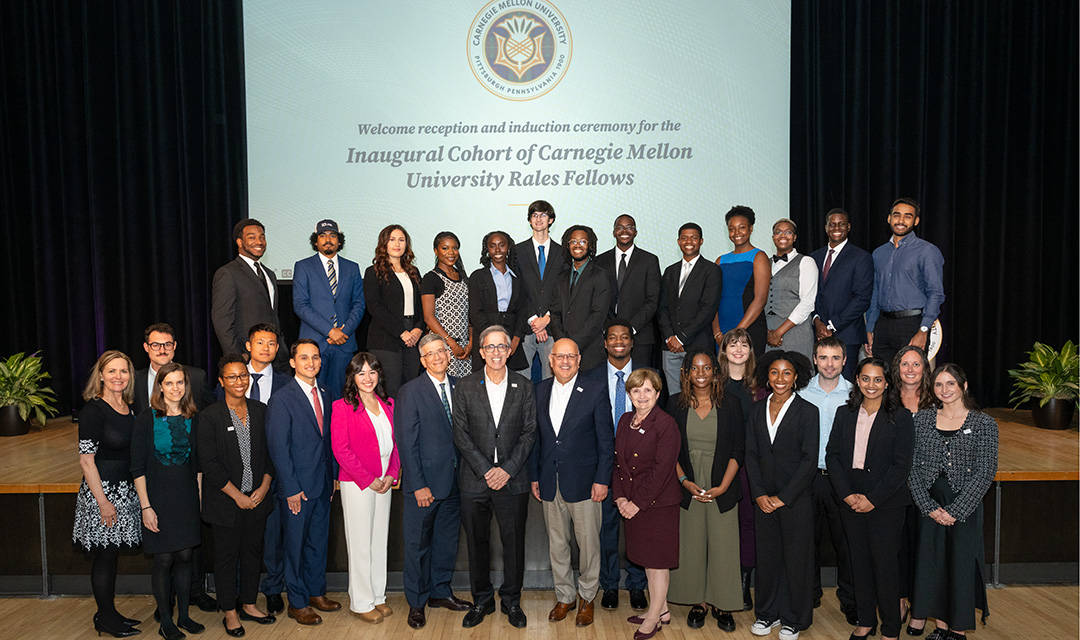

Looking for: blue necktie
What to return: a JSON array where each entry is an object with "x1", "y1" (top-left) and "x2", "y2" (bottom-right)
[
  {"x1": 613, "y1": 370, "x2": 626, "y2": 433},
  {"x1": 538, "y1": 245, "x2": 546, "y2": 281},
  {"x1": 439, "y1": 382, "x2": 452, "y2": 426},
  {"x1": 250, "y1": 373, "x2": 262, "y2": 402}
]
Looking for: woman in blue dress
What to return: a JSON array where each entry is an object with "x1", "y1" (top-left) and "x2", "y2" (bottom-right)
[{"x1": 713, "y1": 205, "x2": 771, "y2": 357}]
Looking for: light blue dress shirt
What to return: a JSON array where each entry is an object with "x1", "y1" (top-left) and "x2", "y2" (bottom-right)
[{"x1": 799, "y1": 373, "x2": 853, "y2": 469}]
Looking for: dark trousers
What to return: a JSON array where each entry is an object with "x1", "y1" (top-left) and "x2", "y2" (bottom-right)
[
  {"x1": 812, "y1": 471, "x2": 855, "y2": 608},
  {"x1": 599, "y1": 492, "x2": 647, "y2": 591},
  {"x1": 460, "y1": 488, "x2": 529, "y2": 607},
  {"x1": 260, "y1": 481, "x2": 286, "y2": 596},
  {"x1": 213, "y1": 507, "x2": 270, "y2": 610},
  {"x1": 872, "y1": 315, "x2": 922, "y2": 368},
  {"x1": 841, "y1": 504, "x2": 906, "y2": 637},
  {"x1": 280, "y1": 491, "x2": 330, "y2": 606},
  {"x1": 755, "y1": 496, "x2": 814, "y2": 631},
  {"x1": 842, "y1": 343, "x2": 862, "y2": 380},
  {"x1": 319, "y1": 343, "x2": 354, "y2": 402},
  {"x1": 403, "y1": 485, "x2": 463, "y2": 608},
  {"x1": 370, "y1": 346, "x2": 420, "y2": 399},
  {"x1": 631, "y1": 342, "x2": 656, "y2": 370}
]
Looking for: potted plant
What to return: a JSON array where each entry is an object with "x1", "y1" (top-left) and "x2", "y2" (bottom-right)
[
  {"x1": 1007, "y1": 340, "x2": 1079, "y2": 430},
  {"x1": 0, "y1": 351, "x2": 60, "y2": 436}
]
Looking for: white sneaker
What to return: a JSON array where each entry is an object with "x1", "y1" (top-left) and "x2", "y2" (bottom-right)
[
  {"x1": 778, "y1": 625, "x2": 800, "y2": 640},
  {"x1": 750, "y1": 619, "x2": 781, "y2": 636}
]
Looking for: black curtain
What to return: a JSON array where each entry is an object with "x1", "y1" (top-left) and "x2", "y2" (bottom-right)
[
  {"x1": 0, "y1": 1, "x2": 248, "y2": 412},
  {"x1": 791, "y1": 0, "x2": 1079, "y2": 407}
]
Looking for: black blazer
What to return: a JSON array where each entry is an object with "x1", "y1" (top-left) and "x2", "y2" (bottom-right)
[
  {"x1": 211, "y1": 256, "x2": 283, "y2": 363},
  {"x1": 810, "y1": 243, "x2": 874, "y2": 346},
  {"x1": 744, "y1": 394, "x2": 819, "y2": 506},
  {"x1": 468, "y1": 266, "x2": 528, "y2": 371},
  {"x1": 825, "y1": 404, "x2": 914, "y2": 510},
  {"x1": 667, "y1": 394, "x2": 745, "y2": 513},
  {"x1": 363, "y1": 265, "x2": 426, "y2": 352},
  {"x1": 595, "y1": 247, "x2": 662, "y2": 345},
  {"x1": 549, "y1": 260, "x2": 615, "y2": 370},
  {"x1": 134, "y1": 365, "x2": 214, "y2": 416},
  {"x1": 452, "y1": 370, "x2": 536, "y2": 495},
  {"x1": 198, "y1": 400, "x2": 275, "y2": 527},
  {"x1": 657, "y1": 258, "x2": 722, "y2": 350},
  {"x1": 512, "y1": 239, "x2": 568, "y2": 321}
]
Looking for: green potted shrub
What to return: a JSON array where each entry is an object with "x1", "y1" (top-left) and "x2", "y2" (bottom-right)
[
  {"x1": 1007, "y1": 340, "x2": 1079, "y2": 430},
  {"x1": 0, "y1": 351, "x2": 59, "y2": 436}
]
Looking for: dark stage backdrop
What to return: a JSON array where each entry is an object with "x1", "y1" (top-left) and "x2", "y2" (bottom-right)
[
  {"x1": 1, "y1": 1, "x2": 1077, "y2": 412},
  {"x1": 791, "y1": 0, "x2": 1079, "y2": 407}
]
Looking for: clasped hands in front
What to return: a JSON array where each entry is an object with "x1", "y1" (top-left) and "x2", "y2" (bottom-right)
[
  {"x1": 842, "y1": 493, "x2": 876, "y2": 514},
  {"x1": 755, "y1": 495, "x2": 787, "y2": 514},
  {"x1": 682, "y1": 479, "x2": 723, "y2": 503}
]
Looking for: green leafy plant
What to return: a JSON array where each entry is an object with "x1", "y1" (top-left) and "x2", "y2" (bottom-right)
[
  {"x1": 1007, "y1": 341, "x2": 1079, "y2": 408},
  {"x1": 0, "y1": 351, "x2": 60, "y2": 426}
]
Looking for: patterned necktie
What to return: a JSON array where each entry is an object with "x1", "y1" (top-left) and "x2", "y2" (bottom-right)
[
  {"x1": 439, "y1": 382, "x2": 452, "y2": 426},
  {"x1": 538, "y1": 245, "x2": 546, "y2": 281},
  {"x1": 253, "y1": 261, "x2": 272, "y2": 300},
  {"x1": 327, "y1": 259, "x2": 338, "y2": 325},
  {"x1": 613, "y1": 370, "x2": 626, "y2": 433},
  {"x1": 823, "y1": 248, "x2": 834, "y2": 281},
  {"x1": 250, "y1": 373, "x2": 262, "y2": 402},
  {"x1": 311, "y1": 387, "x2": 323, "y2": 434}
]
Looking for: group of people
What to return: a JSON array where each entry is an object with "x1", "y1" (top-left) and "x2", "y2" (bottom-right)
[{"x1": 73, "y1": 198, "x2": 994, "y2": 640}]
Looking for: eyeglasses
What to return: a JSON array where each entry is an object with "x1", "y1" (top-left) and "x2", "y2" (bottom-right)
[
  {"x1": 529, "y1": 212, "x2": 551, "y2": 220},
  {"x1": 566, "y1": 239, "x2": 589, "y2": 247},
  {"x1": 421, "y1": 347, "x2": 450, "y2": 358},
  {"x1": 552, "y1": 353, "x2": 580, "y2": 361},
  {"x1": 148, "y1": 342, "x2": 176, "y2": 351},
  {"x1": 481, "y1": 344, "x2": 510, "y2": 353},
  {"x1": 614, "y1": 224, "x2": 636, "y2": 232},
  {"x1": 773, "y1": 229, "x2": 795, "y2": 237},
  {"x1": 223, "y1": 373, "x2": 251, "y2": 383}
]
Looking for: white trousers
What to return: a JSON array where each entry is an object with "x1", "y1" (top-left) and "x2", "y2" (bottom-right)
[{"x1": 340, "y1": 480, "x2": 391, "y2": 613}]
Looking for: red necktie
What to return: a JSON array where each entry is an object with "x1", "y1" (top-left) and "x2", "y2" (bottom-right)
[
  {"x1": 823, "y1": 248, "x2": 834, "y2": 281},
  {"x1": 311, "y1": 387, "x2": 323, "y2": 434}
]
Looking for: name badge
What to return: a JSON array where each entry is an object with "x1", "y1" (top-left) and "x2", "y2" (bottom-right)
[
  {"x1": 227, "y1": 426, "x2": 235, "y2": 432},
  {"x1": 962, "y1": 428, "x2": 972, "y2": 434},
  {"x1": 511, "y1": 383, "x2": 518, "y2": 388},
  {"x1": 638, "y1": 428, "x2": 645, "y2": 434},
  {"x1": 576, "y1": 387, "x2": 584, "y2": 392}
]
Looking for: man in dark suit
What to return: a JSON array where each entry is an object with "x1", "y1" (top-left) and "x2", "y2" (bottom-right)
[
  {"x1": 133, "y1": 322, "x2": 214, "y2": 415},
  {"x1": 212, "y1": 218, "x2": 286, "y2": 370},
  {"x1": 265, "y1": 340, "x2": 340, "y2": 626},
  {"x1": 397, "y1": 334, "x2": 473, "y2": 629},
  {"x1": 453, "y1": 325, "x2": 537, "y2": 628},
  {"x1": 293, "y1": 219, "x2": 366, "y2": 401},
  {"x1": 530, "y1": 338, "x2": 614, "y2": 627},
  {"x1": 657, "y1": 222, "x2": 722, "y2": 390},
  {"x1": 595, "y1": 214, "x2": 662, "y2": 368},
  {"x1": 549, "y1": 225, "x2": 615, "y2": 370},
  {"x1": 583, "y1": 319, "x2": 650, "y2": 610},
  {"x1": 512, "y1": 200, "x2": 568, "y2": 379},
  {"x1": 810, "y1": 208, "x2": 874, "y2": 380}
]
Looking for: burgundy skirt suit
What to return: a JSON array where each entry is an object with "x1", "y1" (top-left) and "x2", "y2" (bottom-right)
[{"x1": 612, "y1": 407, "x2": 683, "y2": 569}]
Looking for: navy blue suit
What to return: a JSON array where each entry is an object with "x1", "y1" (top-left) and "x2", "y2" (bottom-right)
[
  {"x1": 265, "y1": 379, "x2": 336, "y2": 607},
  {"x1": 293, "y1": 254, "x2": 366, "y2": 401},
  {"x1": 396, "y1": 373, "x2": 463, "y2": 609},
  {"x1": 810, "y1": 243, "x2": 873, "y2": 379}
]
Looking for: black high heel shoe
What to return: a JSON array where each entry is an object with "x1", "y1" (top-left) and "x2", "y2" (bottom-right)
[
  {"x1": 849, "y1": 624, "x2": 877, "y2": 639},
  {"x1": 94, "y1": 616, "x2": 142, "y2": 637}
]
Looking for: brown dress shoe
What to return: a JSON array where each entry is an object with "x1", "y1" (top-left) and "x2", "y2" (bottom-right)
[
  {"x1": 287, "y1": 606, "x2": 323, "y2": 626},
  {"x1": 374, "y1": 603, "x2": 393, "y2": 617},
  {"x1": 548, "y1": 600, "x2": 577, "y2": 621},
  {"x1": 575, "y1": 598, "x2": 595, "y2": 627},
  {"x1": 356, "y1": 609, "x2": 383, "y2": 624},
  {"x1": 309, "y1": 595, "x2": 342, "y2": 612}
]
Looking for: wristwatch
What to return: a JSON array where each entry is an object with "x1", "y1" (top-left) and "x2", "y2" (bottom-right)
[{"x1": 919, "y1": 326, "x2": 929, "y2": 333}]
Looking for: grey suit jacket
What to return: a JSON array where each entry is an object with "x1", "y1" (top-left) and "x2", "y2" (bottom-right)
[
  {"x1": 452, "y1": 369, "x2": 536, "y2": 495},
  {"x1": 211, "y1": 256, "x2": 282, "y2": 361}
]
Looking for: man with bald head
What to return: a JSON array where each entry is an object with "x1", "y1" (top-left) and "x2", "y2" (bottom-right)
[{"x1": 530, "y1": 339, "x2": 614, "y2": 627}]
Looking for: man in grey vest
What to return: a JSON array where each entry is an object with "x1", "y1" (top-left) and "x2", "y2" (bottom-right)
[{"x1": 764, "y1": 219, "x2": 818, "y2": 361}]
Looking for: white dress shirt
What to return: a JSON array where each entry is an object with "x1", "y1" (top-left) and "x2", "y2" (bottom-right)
[
  {"x1": 679, "y1": 255, "x2": 700, "y2": 296},
  {"x1": 247, "y1": 362, "x2": 273, "y2": 401},
  {"x1": 294, "y1": 376, "x2": 323, "y2": 424},
  {"x1": 771, "y1": 249, "x2": 819, "y2": 325},
  {"x1": 239, "y1": 254, "x2": 275, "y2": 307},
  {"x1": 765, "y1": 393, "x2": 796, "y2": 444},
  {"x1": 484, "y1": 370, "x2": 509, "y2": 462},
  {"x1": 396, "y1": 271, "x2": 415, "y2": 316},
  {"x1": 548, "y1": 374, "x2": 578, "y2": 437},
  {"x1": 427, "y1": 370, "x2": 451, "y2": 414}
]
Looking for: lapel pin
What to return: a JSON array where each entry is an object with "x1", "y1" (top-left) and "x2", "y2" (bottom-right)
[
  {"x1": 576, "y1": 387, "x2": 584, "y2": 392},
  {"x1": 511, "y1": 383, "x2": 518, "y2": 388}
]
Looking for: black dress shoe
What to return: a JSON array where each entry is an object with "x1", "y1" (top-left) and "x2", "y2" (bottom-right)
[
  {"x1": 238, "y1": 610, "x2": 276, "y2": 625},
  {"x1": 176, "y1": 618, "x2": 204, "y2": 634},
  {"x1": 601, "y1": 589, "x2": 619, "y2": 610},
  {"x1": 428, "y1": 595, "x2": 473, "y2": 611},
  {"x1": 628, "y1": 589, "x2": 648, "y2": 611},
  {"x1": 94, "y1": 617, "x2": 142, "y2": 638},
  {"x1": 190, "y1": 592, "x2": 218, "y2": 613},
  {"x1": 263, "y1": 594, "x2": 285, "y2": 615},
  {"x1": 714, "y1": 610, "x2": 736, "y2": 632},
  {"x1": 157, "y1": 625, "x2": 184, "y2": 640},
  {"x1": 813, "y1": 596, "x2": 821, "y2": 608},
  {"x1": 221, "y1": 618, "x2": 244, "y2": 638},
  {"x1": 462, "y1": 600, "x2": 495, "y2": 628},
  {"x1": 407, "y1": 607, "x2": 426, "y2": 629},
  {"x1": 687, "y1": 605, "x2": 707, "y2": 629},
  {"x1": 500, "y1": 602, "x2": 527, "y2": 628},
  {"x1": 907, "y1": 622, "x2": 927, "y2": 636},
  {"x1": 841, "y1": 604, "x2": 859, "y2": 626},
  {"x1": 849, "y1": 624, "x2": 877, "y2": 639}
]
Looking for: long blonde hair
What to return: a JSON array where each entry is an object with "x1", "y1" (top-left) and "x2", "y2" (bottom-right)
[{"x1": 81, "y1": 350, "x2": 135, "y2": 404}]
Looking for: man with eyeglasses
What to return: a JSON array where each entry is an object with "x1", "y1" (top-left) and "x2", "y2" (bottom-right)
[
  {"x1": 512, "y1": 200, "x2": 568, "y2": 380},
  {"x1": 530, "y1": 338, "x2": 613, "y2": 627},
  {"x1": 595, "y1": 214, "x2": 662, "y2": 368},
  {"x1": 549, "y1": 225, "x2": 615, "y2": 370},
  {"x1": 764, "y1": 218, "x2": 818, "y2": 361},
  {"x1": 453, "y1": 325, "x2": 537, "y2": 628},
  {"x1": 396, "y1": 333, "x2": 474, "y2": 629}
]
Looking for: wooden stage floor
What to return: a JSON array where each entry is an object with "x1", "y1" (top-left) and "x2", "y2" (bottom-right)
[
  {"x1": 1, "y1": 585, "x2": 1077, "y2": 640},
  {"x1": 2, "y1": 408, "x2": 1075, "y2": 494}
]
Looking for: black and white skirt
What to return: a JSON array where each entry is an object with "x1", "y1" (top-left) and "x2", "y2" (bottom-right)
[{"x1": 72, "y1": 477, "x2": 142, "y2": 552}]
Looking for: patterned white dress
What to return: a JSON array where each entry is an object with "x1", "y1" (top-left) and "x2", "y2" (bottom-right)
[
  {"x1": 73, "y1": 399, "x2": 142, "y2": 551},
  {"x1": 421, "y1": 269, "x2": 472, "y2": 378}
]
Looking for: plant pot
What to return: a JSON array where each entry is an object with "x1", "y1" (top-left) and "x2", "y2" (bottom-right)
[
  {"x1": 0, "y1": 405, "x2": 31, "y2": 436},
  {"x1": 1031, "y1": 398, "x2": 1077, "y2": 430}
]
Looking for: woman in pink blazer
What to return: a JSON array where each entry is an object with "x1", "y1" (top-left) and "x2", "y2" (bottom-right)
[{"x1": 331, "y1": 352, "x2": 401, "y2": 624}]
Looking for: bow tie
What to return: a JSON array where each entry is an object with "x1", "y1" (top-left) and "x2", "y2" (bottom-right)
[{"x1": 772, "y1": 254, "x2": 789, "y2": 263}]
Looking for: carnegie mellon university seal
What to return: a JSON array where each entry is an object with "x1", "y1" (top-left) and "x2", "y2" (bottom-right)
[{"x1": 468, "y1": 0, "x2": 572, "y2": 101}]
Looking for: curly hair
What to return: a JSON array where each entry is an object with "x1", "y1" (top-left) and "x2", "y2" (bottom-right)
[
  {"x1": 372, "y1": 224, "x2": 420, "y2": 284},
  {"x1": 724, "y1": 206, "x2": 756, "y2": 226},
  {"x1": 309, "y1": 230, "x2": 346, "y2": 252},
  {"x1": 892, "y1": 345, "x2": 933, "y2": 411},
  {"x1": 560, "y1": 225, "x2": 598, "y2": 264},
  {"x1": 479, "y1": 230, "x2": 515, "y2": 267},
  {"x1": 756, "y1": 350, "x2": 812, "y2": 392},
  {"x1": 846, "y1": 357, "x2": 900, "y2": 420},
  {"x1": 342, "y1": 352, "x2": 389, "y2": 407},
  {"x1": 718, "y1": 328, "x2": 757, "y2": 395},
  {"x1": 678, "y1": 348, "x2": 725, "y2": 409}
]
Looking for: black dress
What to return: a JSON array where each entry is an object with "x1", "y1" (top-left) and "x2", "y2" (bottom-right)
[
  {"x1": 73, "y1": 399, "x2": 142, "y2": 551},
  {"x1": 131, "y1": 410, "x2": 202, "y2": 554}
]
